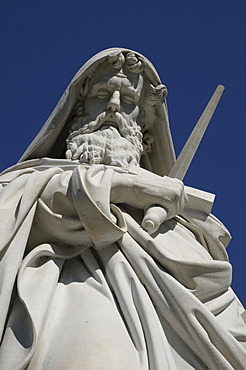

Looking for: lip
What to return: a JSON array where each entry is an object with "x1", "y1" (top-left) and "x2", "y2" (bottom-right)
[{"x1": 102, "y1": 120, "x2": 118, "y2": 128}]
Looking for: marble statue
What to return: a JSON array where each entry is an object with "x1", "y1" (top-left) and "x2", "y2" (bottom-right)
[{"x1": 0, "y1": 48, "x2": 246, "y2": 369}]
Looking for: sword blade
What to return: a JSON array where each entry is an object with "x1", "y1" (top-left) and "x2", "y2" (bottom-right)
[{"x1": 168, "y1": 85, "x2": 225, "y2": 180}]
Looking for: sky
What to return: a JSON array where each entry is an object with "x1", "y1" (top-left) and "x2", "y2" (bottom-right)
[{"x1": 0, "y1": 0, "x2": 245, "y2": 305}]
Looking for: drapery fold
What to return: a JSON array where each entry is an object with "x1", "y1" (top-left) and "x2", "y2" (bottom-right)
[{"x1": 0, "y1": 160, "x2": 245, "y2": 369}]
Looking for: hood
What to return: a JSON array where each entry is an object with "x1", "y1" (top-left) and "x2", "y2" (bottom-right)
[{"x1": 19, "y1": 48, "x2": 176, "y2": 176}]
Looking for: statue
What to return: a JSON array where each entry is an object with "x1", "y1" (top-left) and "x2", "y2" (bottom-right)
[{"x1": 0, "y1": 48, "x2": 246, "y2": 369}]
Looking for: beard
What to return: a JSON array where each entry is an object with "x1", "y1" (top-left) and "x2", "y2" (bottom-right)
[{"x1": 66, "y1": 113, "x2": 143, "y2": 168}]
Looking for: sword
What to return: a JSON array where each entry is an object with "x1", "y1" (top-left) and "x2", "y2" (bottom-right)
[{"x1": 142, "y1": 85, "x2": 225, "y2": 234}]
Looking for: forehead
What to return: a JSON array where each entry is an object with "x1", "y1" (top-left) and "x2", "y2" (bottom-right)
[{"x1": 89, "y1": 67, "x2": 143, "y2": 94}]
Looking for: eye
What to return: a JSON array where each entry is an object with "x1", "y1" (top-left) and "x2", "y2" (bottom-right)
[
  {"x1": 122, "y1": 94, "x2": 135, "y2": 105},
  {"x1": 96, "y1": 89, "x2": 110, "y2": 100}
]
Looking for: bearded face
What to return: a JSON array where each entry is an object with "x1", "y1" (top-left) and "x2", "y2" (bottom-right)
[{"x1": 65, "y1": 69, "x2": 144, "y2": 168}]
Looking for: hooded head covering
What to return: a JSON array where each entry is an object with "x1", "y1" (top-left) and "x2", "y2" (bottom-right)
[{"x1": 19, "y1": 48, "x2": 176, "y2": 176}]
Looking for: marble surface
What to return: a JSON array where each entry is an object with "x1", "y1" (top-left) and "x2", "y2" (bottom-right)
[{"x1": 0, "y1": 48, "x2": 246, "y2": 369}]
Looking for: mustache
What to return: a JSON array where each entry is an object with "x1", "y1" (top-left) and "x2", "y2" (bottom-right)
[{"x1": 67, "y1": 111, "x2": 128, "y2": 141}]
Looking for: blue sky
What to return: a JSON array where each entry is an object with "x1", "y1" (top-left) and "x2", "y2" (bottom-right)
[{"x1": 0, "y1": 0, "x2": 245, "y2": 305}]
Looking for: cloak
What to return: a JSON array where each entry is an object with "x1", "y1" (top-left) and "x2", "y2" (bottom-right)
[{"x1": 0, "y1": 49, "x2": 246, "y2": 369}]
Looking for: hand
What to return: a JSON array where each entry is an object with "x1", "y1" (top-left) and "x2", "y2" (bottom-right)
[{"x1": 111, "y1": 170, "x2": 187, "y2": 220}]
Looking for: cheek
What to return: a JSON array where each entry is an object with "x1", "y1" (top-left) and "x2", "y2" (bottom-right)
[
  {"x1": 122, "y1": 106, "x2": 139, "y2": 122},
  {"x1": 129, "y1": 106, "x2": 140, "y2": 121},
  {"x1": 83, "y1": 97, "x2": 107, "y2": 117}
]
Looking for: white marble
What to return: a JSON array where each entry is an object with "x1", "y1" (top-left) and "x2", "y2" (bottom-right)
[{"x1": 0, "y1": 48, "x2": 246, "y2": 369}]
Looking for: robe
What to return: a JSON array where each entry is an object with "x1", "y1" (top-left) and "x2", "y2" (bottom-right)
[{"x1": 0, "y1": 158, "x2": 246, "y2": 370}]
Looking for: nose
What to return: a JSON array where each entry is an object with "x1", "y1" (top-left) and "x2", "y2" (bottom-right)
[{"x1": 107, "y1": 91, "x2": 120, "y2": 112}]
